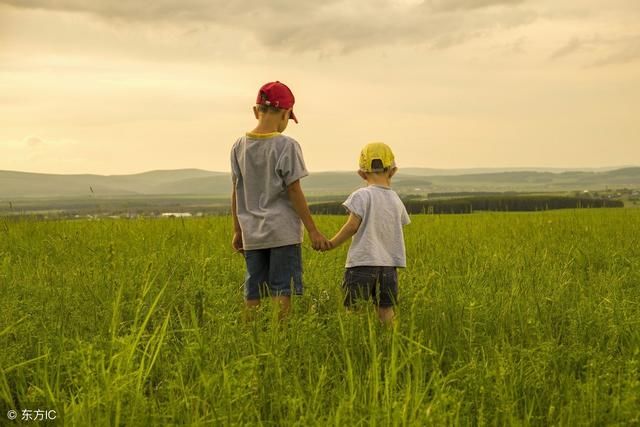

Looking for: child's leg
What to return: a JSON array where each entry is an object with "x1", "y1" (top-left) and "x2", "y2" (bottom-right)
[
  {"x1": 343, "y1": 267, "x2": 376, "y2": 309},
  {"x1": 377, "y1": 267, "x2": 398, "y2": 326},
  {"x1": 377, "y1": 307, "x2": 395, "y2": 325},
  {"x1": 271, "y1": 296, "x2": 291, "y2": 319},
  {"x1": 243, "y1": 248, "x2": 269, "y2": 318},
  {"x1": 268, "y1": 244, "x2": 303, "y2": 319},
  {"x1": 243, "y1": 299, "x2": 260, "y2": 321},
  {"x1": 245, "y1": 299, "x2": 260, "y2": 309}
]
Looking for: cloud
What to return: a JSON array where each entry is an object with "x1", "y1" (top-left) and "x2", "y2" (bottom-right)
[
  {"x1": 591, "y1": 37, "x2": 640, "y2": 67},
  {"x1": 0, "y1": 0, "x2": 535, "y2": 53},
  {"x1": 426, "y1": 0, "x2": 525, "y2": 12},
  {"x1": 550, "y1": 35, "x2": 640, "y2": 66},
  {"x1": 24, "y1": 136, "x2": 43, "y2": 148},
  {"x1": 550, "y1": 37, "x2": 588, "y2": 60},
  {"x1": 1, "y1": 0, "x2": 526, "y2": 20}
]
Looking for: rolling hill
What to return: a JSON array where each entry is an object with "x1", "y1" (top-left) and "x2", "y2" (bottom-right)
[{"x1": 1, "y1": 167, "x2": 639, "y2": 199}]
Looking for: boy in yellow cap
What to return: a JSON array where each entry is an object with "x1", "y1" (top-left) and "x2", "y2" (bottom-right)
[{"x1": 328, "y1": 142, "x2": 410, "y2": 324}]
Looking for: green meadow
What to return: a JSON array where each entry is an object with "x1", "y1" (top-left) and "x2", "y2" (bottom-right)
[{"x1": 1, "y1": 210, "x2": 639, "y2": 425}]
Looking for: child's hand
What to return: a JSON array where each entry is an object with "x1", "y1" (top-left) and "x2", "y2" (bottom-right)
[
  {"x1": 309, "y1": 230, "x2": 331, "y2": 252},
  {"x1": 320, "y1": 240, "x2": 335, "y2": 252},
  {"x1": 232, "y1": 232, "x2": 244, "y2": 253}
]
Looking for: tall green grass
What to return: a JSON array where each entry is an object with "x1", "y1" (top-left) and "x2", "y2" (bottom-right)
[{"x1": 1, "y1": 209, "x2": 639, "y2": 425}]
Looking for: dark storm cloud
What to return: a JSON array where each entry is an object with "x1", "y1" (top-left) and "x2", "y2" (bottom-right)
[{"x1": 0, "y1": 0, "x2": 534, "y2": 53}]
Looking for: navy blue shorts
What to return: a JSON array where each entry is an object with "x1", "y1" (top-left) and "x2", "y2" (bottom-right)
[
  {"x1": 342, "y1": 266, "x2": 398, "y2": 308},
  {"x1": 243, "y1": 244, "x2": 303, "y2": 300}
]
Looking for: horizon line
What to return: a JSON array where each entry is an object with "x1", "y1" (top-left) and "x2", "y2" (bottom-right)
[{"x1": 1, "y1": 165, "x2": 639, "y2": 176}]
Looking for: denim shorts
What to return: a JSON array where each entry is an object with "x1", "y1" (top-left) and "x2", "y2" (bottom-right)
[
  {"x1": 243, "y1": 244, "x2": 303, "y2": 300},
  {"x1": 342, "y1": 266, "x2": 398, "y2": 308}
]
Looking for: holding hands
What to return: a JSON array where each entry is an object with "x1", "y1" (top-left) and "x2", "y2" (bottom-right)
[
  {"x1": 310, "y1": 212, "x2": 362, "y2": 252},
  {"x1": 309, "y1": 229, "x2": 332, "y2": 252}
]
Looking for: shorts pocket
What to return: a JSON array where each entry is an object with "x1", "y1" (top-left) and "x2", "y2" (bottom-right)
[{"x1": 346, "y1": 268, "x2": 377, "y2": 283}]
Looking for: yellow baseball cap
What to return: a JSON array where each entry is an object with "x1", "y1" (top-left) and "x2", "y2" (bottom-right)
[{"x1": 359, "y1": 142, "x2": 396, "y2": 172}]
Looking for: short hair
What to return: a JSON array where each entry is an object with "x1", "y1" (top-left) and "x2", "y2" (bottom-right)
[
  {"x1": 368, "y1": 159, "x2": 389, "y2": 173},
  {"x1": 256, "y1": 104, "x2": 283, "y2": 114},
  {"x1": 256, "y1": 92, "x2": 284, "y2": 114}
]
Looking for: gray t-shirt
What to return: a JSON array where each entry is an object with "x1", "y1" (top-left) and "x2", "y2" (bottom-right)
[
  {"x1": 231, "y1": 132, "x2": 308, "y2": 250},
  {"x1": 343, "y1": 185, "x2": 410, "y2": 268}
]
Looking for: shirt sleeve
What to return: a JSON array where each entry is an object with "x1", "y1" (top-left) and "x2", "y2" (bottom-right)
[
  {"x1": 401, "y1": 204, "x2": 411, "y2": 226},
  {"x1": 276, "y1": 140, "x2": 309, "y2": 187},
  {"x1": 342, "y1": 190, "x2": 366, "y2": 219},
  {"x1": 230, "y1": 142, "x2": 241, "y2": 183}
]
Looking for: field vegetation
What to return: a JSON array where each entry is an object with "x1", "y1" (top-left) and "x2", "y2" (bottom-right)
[{"x1": 1, "y1": 210, "x2": 639, "y2": 425}]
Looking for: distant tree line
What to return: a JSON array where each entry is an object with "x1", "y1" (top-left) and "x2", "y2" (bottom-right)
[
  {"x1": 309, "y1": 195, "x2": 623, "y2": 215},
  {"x1": 424, "y1": 191, "x2": 521, "y2": 198}
]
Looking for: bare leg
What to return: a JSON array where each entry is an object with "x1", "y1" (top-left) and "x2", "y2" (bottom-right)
[
  {"x1": 271, "y1": 296, "x2": 291, "y2": 320},
  {"x1": 244, "y1": 299, "x2": 260, "y2": 321},
  {"x1": 245, "y1": 299, "x2": 260, "y2": 308},
  {"x1": 378, "y1": 307, "x2": 395, "y2": 326}
]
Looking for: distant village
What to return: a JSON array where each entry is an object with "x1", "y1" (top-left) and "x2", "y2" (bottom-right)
[
  {"x1": 578, "y1": 188, "x2": 640, "y2": 201},
  {"x1": 2, "y1": 187, "x2": 638, "y2": 220}
]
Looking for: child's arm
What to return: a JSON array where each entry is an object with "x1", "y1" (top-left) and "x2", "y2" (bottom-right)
[
  {"x1": 329, "y1": 212, "x2": 362, "y2": 248},
  {"x1": 231, "y1": 186, "x2": 243, "y2": 252},
  {"x1": 287, "y1": 180, "x2": 330, "y2": 251}
]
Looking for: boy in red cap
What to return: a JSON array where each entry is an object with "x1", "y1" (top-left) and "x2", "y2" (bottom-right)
[{"x1": 230, "y1": 81, "x2": 330, "y2": 317}]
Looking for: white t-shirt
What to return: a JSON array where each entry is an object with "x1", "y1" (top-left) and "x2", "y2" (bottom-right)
[
  {"x1": 342, "y1": 185, "x2": 410, "y2": 268},
  {"x1": 230, "y1": 132, "x2": 308, "y2": 250}
]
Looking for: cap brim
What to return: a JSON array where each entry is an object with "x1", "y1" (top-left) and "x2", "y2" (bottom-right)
[{"x1": 290, "y1": 110, "x2": 298, "y2": 124}]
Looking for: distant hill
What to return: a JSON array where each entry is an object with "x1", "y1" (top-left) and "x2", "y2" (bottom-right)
[
  {"x1": 0, "y1": 169, "x2": 225, "y2": 198},
  {"x1": 1, "y1": 167, "x2": 639, "y2": 198},
  {"x1": 400, "y1": 166, "x2": 632, "y2": 176}
]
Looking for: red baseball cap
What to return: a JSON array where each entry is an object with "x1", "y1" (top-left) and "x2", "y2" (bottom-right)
[{"x1": 256, "y1": 81, "x2": 298, "y2": 123}]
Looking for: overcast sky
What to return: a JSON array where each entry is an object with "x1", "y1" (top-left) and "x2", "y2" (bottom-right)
[{"x1": 1, "y1": 0, "x2": 639, "y2": 174}]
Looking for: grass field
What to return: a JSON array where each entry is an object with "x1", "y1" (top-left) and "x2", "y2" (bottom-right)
[{"x1": 1, "y1": 210, "x2": 639, "y2": 425}]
